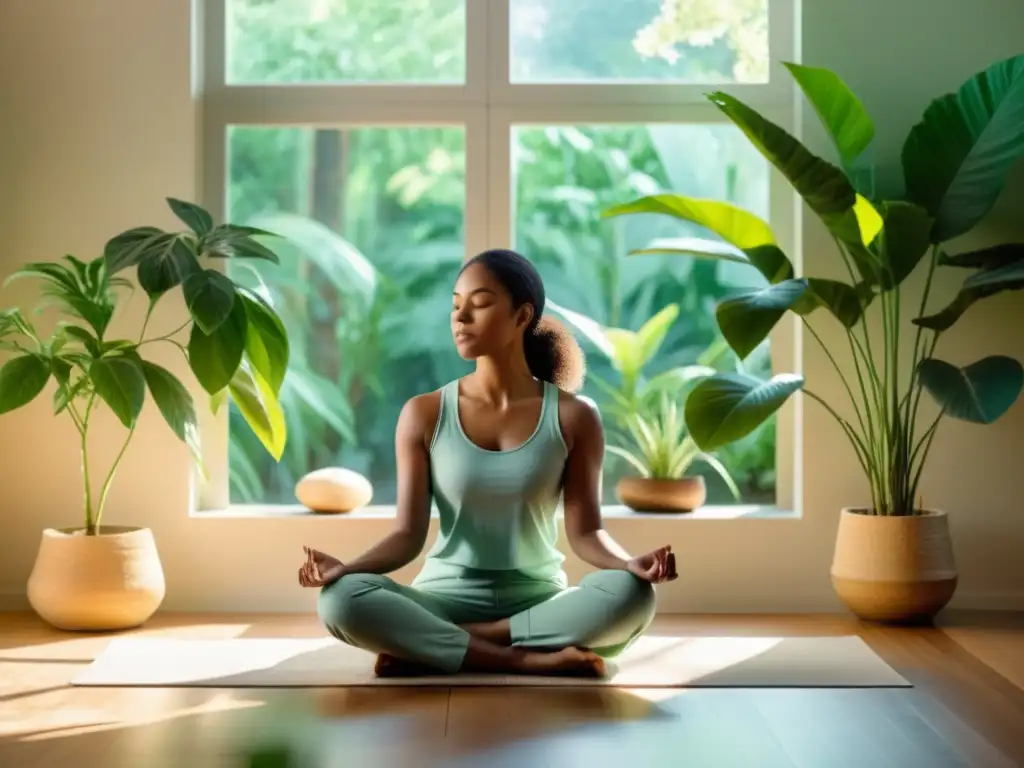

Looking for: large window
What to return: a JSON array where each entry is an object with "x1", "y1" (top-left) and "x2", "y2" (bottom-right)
[{"x1": 200, "y1": 0, "x2": 796, "y2": 512}]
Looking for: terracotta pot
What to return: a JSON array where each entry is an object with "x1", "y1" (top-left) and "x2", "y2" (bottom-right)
[
  {"x1": 616, "y1": 476, "x2": 706, "y2": 513},
  {"x1": 830, "y1": 507, "x2": 957, "y2": 624},
  {"x1": 27, "y1": 526, "x2": 166, "y2": 631}
]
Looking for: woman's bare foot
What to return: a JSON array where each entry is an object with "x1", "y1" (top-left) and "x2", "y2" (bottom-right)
[
  {"x1": 374, "y1": 653, "x2": 445, "y2": 678},
  {"x1": 523, "y1": 646, "x2": 606, "y2": 678}
]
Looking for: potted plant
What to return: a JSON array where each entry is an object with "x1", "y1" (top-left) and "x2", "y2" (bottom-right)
[
  {"x1": 608, "y1": 393, "x2": 740, "y2": 512},
  {"x1": 602, "y1": 55, "x2": 1024, "y2": 622},
  {"x1": 0, "y1": 198, "x2": 291, "y2": 630},
  {"x1": 549, "y1": 300, "x2": 743, "y2": 509}
]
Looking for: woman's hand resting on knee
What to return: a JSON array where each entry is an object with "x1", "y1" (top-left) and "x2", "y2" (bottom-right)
[
  {"x1": 626, "y1": 545, "x2": 677, "y2": 583},
  {"x1": 298, "y1": 546, "x2": 347, "y2": 588}
]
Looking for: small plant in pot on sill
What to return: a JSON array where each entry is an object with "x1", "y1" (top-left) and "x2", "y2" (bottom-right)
[
  {"x1": 0, "y1": 198, "x2": 291, "y2": 631},
  {"x1": 603, "y1": 55, "x2": 1024, "y2": 623},
  {"x1": 608, "y1": 394, "x2": 740, "y2": 513}
]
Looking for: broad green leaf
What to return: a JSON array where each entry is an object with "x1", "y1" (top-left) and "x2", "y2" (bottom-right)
[
  {"x1": 0, "y1": 355, "x2": 50, "y2": 414},
  {"x1": 188, "y1": 298, "x2": 247, "y2": 394},
  {"x1": 940, "y1": 243, "x2": 1024, "y2": 269},
  {"x1": 183, "y1": 269, "x2": 237, "y2": 334},
  {"x1": 963, "y1": 258, "x2": 1024, "y2": 291},
  {"x1": 902, "y1": 55, "x2": 1024, "y2": 242},
  {"x1": 852, "y1": 195, "x2": 884, "y2": 246},
  {"x1": 793, "y1": 278, "x2": 874, "y2": 328},
  {"x1": 229, "y1": 364, "x2": 287, "y2": 460},
  {"x1": 167, "y1": 198, "x2": 214, "y2": 236},
  {"x1": 628, "y1": 238, "x2": 796, "y2": 285},
  {"x1": 239, "y1": 289, "x2": 289, "y2": 394},
  {"x1": 221, "y1": 236, "x2": 281, "y2": 264},
  {"x1": 49, "y1": 356, "x2": 72, "y2": 386},
  {"x1": 745, "y1": 244, "x2": 796, "y2": 284},
  {"x1": 603, "y1": 194, "x2": 777, "y2": 250},
  {"x1": 915, "y1": 255, "x2": 1024, "y2": 330},
  {"x1": 913, "y1": 289, "x2": 989, "y2": 331},
  {"x1": 706, "y1": 92, "x2": 856, "y2": 220},
  {"x1": 783, "y1": 62, "x2": 875, "y2": 164},
  {"x1": 685, "y1": 372, "x2": 804, "y2": 451},
  {"x1": 605, "y1": 304, "x2": 679, "y2": 379},
  {"x1": 142, "y1": 361, "x2": 202, "y2": 468},
  {"x1": 137, "y1": 235, "x2": 202, "y2": 297},
  {"x1": 877, "y1": 201, "x2": 934, "y2": 288},
  {"x1": 104, "y1": 226, "x2": 164, "y2": 274},
  {"x1": 89, "y1": 356, "x2": 146, "y2": 428},
  {"x1": 716, "y1": 279, "x2": 808, "y2": 359},
  {"x1": 706, "y1": 91, "x2": 885, "y2": 279},
  {"x1": 628, "y1": 237, "x2": 751, "y2": 264},
  {"x1": 918, "y1": 355, "x2": 1023, "y2": 424}
]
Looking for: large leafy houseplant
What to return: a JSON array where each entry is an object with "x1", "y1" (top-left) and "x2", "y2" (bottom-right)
[
  {"x1": 0, "y1": 198, "x2": 291, "y2": 535},
  {"x1": 603, "y1": 55, "x2": 1024, "y2": 518}
]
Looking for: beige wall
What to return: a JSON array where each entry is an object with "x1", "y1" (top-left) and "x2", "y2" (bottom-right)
[{"x1": 1, "y1": 0, "x2": 1022, "y2": 614}]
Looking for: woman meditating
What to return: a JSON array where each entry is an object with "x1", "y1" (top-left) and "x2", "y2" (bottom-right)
[{"x1": 298, "y1": 248, "x2": 677, "y2": 678}]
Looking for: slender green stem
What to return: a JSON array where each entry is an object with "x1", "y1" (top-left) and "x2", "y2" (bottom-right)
[
  {"x1": 909, "y1": 412, "x2": 944, "y2": 509},
  {"x1": 909, "y1": 332, "x2": 940, "y2": 448},
  {"x1": 80, "y1": 395, "x2": 97, "y2": 534},
  {"x1": 66, "y1": 401, "x2": 86, "y2": 436},
  {"x1": 800, "y1": 319, "x2": 869, "y2": 441},
  {"x1": 803, "y1": 389, "x2": 876, "y2": 498},
  {"x1": 138, "y1": 320, "x2": 190, "y2": 347},
  {"x1": 906, "y1": 245, "x2": 941, "y2": 442},
  {"x1": 94, "y1": 424, "x2": 137, "y2": 531},
  {"x1": 830, "y1": 236, "x2": 887, "y2": 507},
  {"x1": 138, "y1": 300, "x2": 157, "y2": 343}
]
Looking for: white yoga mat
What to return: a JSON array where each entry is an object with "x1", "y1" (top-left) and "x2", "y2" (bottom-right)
[{"x1": 72, "y1": 634, "x2": 910, "y2": 688}]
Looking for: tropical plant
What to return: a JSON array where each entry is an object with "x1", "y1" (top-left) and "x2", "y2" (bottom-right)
[
  {"x1": 549, "y1": 301, "x2": 725, "y2": 424},
  {"x1": 603, "y1": 55, "x2": 1024, "y2": 516},
  {"x1": 0, "y1": 198, "x2": 292, "y2": 534},
  {"x1": 607, "y1": 392, "x2": 740, "y2": 499}
]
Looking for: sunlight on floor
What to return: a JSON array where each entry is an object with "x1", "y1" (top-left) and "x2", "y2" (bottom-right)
[{"x1": 13, "y1": 693, "x2": 265, "y2": 741}]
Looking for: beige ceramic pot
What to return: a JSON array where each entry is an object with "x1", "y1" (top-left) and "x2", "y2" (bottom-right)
[
  {"x1": 27, "y1": 526, "x2": 166, "y2": 631},
  {"x1": 830, "y1": 507, "x2": 957, "y2": 624},
  {"x1": 617, "y1": 476, "x2": 707, "y2": 513}
]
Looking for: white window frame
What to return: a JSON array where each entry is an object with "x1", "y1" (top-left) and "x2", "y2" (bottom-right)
[{"x1": 193, "y1": 0, "x2": 800, "y2": 515}]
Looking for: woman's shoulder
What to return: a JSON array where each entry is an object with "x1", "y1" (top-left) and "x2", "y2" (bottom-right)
[
  {"x1": 398, "y1": 387, "x2": 446, "y2": 445},
  {"x1": 554, "y1": 387, "x2": 602, "y2": 449}
]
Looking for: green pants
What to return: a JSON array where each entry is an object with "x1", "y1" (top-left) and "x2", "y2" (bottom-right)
[{"x1": 317, "y1": 565, "x2": 657, "y2": 673}]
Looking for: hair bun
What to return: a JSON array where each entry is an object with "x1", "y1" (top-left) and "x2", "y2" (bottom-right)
[{"x1": 528, "y1": 316, "x2": 586, "y2": 393}]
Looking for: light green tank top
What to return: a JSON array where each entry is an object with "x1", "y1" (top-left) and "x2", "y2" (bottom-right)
[{"x1": 415, "y1": 378, "x2": 568, "y2": 583}]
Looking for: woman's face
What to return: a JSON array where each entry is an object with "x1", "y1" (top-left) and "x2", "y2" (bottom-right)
[{"x1": 451, "y1": 262, "x2": 533, "y2": 360}]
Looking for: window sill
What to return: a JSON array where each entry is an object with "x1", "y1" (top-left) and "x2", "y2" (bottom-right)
[{"x1": 192, "y1": 503, "x2": 797, "y2": 521}]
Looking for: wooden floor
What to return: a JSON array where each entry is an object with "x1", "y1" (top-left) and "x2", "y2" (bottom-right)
[{"x1": 1, "y1": 611, "x2": 1023, "y2": 768}]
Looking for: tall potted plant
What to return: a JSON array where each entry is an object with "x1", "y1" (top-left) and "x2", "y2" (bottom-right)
[
  {"x1": 0, "y1": 198, "x2": 291, "y2": 630},
  {"x1": 602, "y1": 55, "x2": 1024, "y2": 622}
]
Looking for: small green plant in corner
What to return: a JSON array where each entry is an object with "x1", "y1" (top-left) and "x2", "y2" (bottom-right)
[
  {"x1": 603, "y1": 54, "x2": 1024, "y2": 517},
  {"x1": 607, "y1": 393, "x2": 740, "y2": 498},
  {"x1": 0, "y1": 198, "x2": 291, "y2": 535}
]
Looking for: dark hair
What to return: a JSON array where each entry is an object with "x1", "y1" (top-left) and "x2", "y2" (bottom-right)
[{"x1": 459, "y1": 249, "x2": 586, "y2": 393}]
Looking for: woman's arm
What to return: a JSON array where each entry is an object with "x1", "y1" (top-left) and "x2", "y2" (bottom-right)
[
  {"x1": 560, "y1": 397, "x2": 634, "y2": 570},
  {"x1": 334, "y1": 393, "x2": 437, "y2": 576}
]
